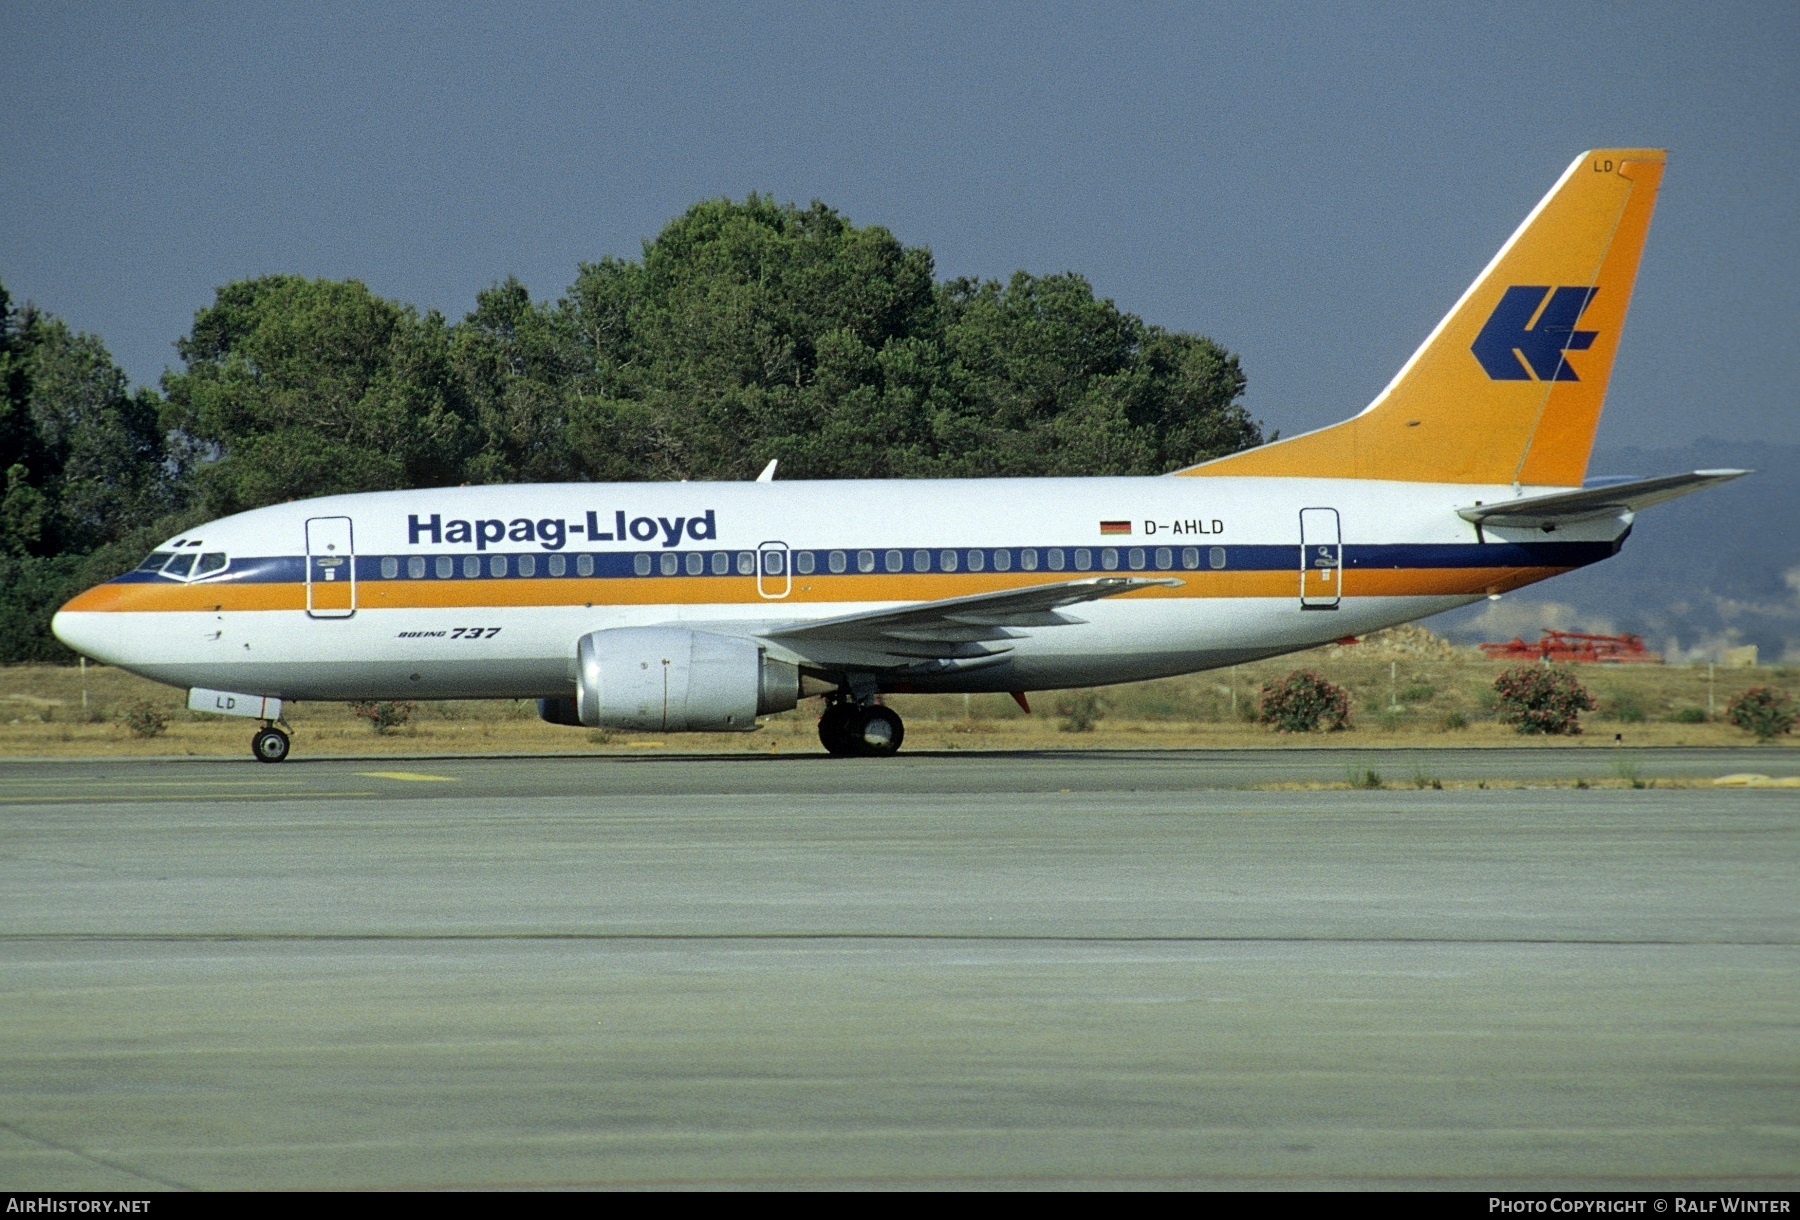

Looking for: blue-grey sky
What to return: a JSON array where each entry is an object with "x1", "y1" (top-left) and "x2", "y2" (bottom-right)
[{"x1": 4, "y1": 2, "x2": 1796, "y2": 450}]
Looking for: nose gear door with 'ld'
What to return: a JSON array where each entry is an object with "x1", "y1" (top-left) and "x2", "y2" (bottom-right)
[
  {"x1": 1300, "y1": 507, "x2": 1341, "y2": 610},
  {"x1": 306, "y1": 516, "x2": 356, "y2": 618}
]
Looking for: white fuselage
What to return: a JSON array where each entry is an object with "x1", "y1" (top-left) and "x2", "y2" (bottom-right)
[{"x1": 52, "y1": 475, "x2": 1624, "y2": 702}]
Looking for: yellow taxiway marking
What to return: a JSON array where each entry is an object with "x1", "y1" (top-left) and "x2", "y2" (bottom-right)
[
  {"x1": 356, "y1": 771, "x2": 459, "y2": 782},
  {"x1": 0, "y1": 791, "x2": 376, "y2": 803},
  {"x1": 0, "y1": 784, "x2": 309, "y2": 791},
  {"x1": 1713, "y1": 774, "x2": 1800, "y2": 788}
]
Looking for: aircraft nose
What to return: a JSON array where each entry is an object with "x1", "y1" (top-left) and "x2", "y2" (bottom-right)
[{"x1": 52, "y1": 609, "x2": 123, "y2": 665}]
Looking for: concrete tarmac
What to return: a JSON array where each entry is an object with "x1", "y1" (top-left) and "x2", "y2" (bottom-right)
[{"x1": 1, "y1": 750, "x2": 1795, "y2": 1190}]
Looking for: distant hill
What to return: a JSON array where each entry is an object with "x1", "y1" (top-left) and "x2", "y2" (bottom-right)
[{"x1": 1429, "y1": 440, "x2": 1800, "y2": 664}]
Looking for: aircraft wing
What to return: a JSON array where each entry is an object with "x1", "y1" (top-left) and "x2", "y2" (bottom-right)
[
  {"x1": 1456, "y1": 469, "x2": 1749, "y2": 529},
  {"x1": 760, "y1": 575, "x2": 1182, "y2": 673}
]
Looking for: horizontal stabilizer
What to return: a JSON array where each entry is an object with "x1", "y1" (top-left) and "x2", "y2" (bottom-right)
[{"x1": 1456, "y1": 469, "x2": 1748, "y2": 529}]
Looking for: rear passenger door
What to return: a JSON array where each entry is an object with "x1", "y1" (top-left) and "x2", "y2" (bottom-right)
[{"x1": 1299, "y1": 507, "x2": 1341, "y2": 610}]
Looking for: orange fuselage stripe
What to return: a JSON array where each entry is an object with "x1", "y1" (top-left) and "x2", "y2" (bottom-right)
[{"x1": 60, "y1": 567, "x2": 1567, "y2": 613}]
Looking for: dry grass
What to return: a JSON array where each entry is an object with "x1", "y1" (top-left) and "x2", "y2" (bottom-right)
[{"x1": 3, "y1": 639, "x2": 1793, "y2": 758}]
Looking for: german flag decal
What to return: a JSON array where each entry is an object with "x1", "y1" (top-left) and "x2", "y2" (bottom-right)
[{"x1": 1099, "y1": 520, "x2": 1131, "y2": 535}]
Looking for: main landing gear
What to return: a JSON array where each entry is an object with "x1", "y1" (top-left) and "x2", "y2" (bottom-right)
[
  {"x1": 818, "y1": 699, "x2": 904, "y2": 757},
  {"x1": 252, "y1": 722, "x2": 290, "y2": 764}
]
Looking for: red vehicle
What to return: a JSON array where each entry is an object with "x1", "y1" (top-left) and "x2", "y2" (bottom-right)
[{"x1": 1479, "y1": 631, "x2": 1662, "y2": 664}]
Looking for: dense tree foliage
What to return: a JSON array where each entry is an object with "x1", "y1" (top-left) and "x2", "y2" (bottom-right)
[
  {"x1": 0, "y1": 285, "x2": 194, "y2": 660},
  {"x1": 452, "y1": 197, "x2": 1259, "y2": 483},
  {"x1": 1, "y1": 285, "x2": 178, "y2": 556},
  {"x1": 161, "y1": 276, "x2": 471, "y2": 517},
  {"x1": 0, "y1": 195, "x2": 1264, "y2": 661}
]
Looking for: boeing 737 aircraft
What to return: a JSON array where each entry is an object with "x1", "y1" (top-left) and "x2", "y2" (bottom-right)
[{"x1": 53, "y1": 149, "x2": 1745, "y2": 762}]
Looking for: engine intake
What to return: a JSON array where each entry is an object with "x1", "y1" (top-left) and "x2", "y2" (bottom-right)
[{"x1": 573, "y1": 627, "x2": 798, "y2": 731}]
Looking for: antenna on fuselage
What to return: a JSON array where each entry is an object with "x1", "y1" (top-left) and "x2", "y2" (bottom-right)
[{"x1": 755, "y1": 460, "x2": 778, "y2": 483}]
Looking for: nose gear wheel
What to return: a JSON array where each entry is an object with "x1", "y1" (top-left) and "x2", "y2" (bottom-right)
[{"x1": 252, "y1": 725, "x2": 290, "y2": 763}]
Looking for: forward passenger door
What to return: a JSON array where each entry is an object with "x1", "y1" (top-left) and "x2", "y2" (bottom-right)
[{"x1": 305, "y1": 516, "x2": 356, "y2": 618}]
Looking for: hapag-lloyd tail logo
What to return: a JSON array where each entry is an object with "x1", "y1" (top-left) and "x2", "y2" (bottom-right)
[{"x1": 1471, "y1": 286, "x2": 1598, "y2": 381}]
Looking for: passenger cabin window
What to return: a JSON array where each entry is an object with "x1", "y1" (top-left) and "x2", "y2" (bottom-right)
[
  {"x1": 490, "y1": 555, "x2": 508, "y2": 578},
  {"x1": 659, "y1": 553, "x2": 678, "y2": 576},
  {"x1": 634, "y1": 554, "x2": 652, "y2": 576},
  {"x1": 462, "y1": 556, "x2": 480, "y2": 578},
  {"x1": 967, "y1": 550, "x2": 985, "y2": 572},
  {"x1": 857, "y1": 550, "x2": 875, "y2": 573},
  {"x1": 1127, "y1": 548, "x2": 1145, "y2": 571},
  {"x1": 1155, "y1": 547, "x2": 1173, "y2": 570},
  {"x1": 684, "y1": 553, "x2": 703, "y2": 576},
  {"x1": 913, "y1": 549, "x2": 930, "y2": 572},
  {"x1": 519, "y1": 554, "x2": 537, "y2": 578},
  {"x1": 736, "y1": 552, "x2": 755, "y2": 575},
  {"x1": 435, "y1": 556, "x2": 454, "y2": 579},
  {"x1": 1209, "y1": 546, "x2": 1227, "y2": 569},
  {"x1": 1046, "y1": 549, "x2": 1065, "y2": 571},
  {"x1": 993, "y1": 550, "x2": 1012, "y2": 572},
  {"x1": 711, "y1": 552, "x2": 729, "y2": 575},
  {"x1": 408, "y1": 556, "x2": 426, "y2": 579},
  {"x1": 380, "y1": 557, "x2": 399, "y2": 579},
  {"x1": 576, "y1": 554, "x2": 594, "y2": 577},
  {"x1": 796, "y1": 552, "x2": 816, "y2": 575},
  {"x1": 1021, "y1": 549, "x2": 1039, "y2": 571},
  {"x1": 548, "y1": 554, "x2": 566, "y2": 577},
  {"x1": 1073, "y1": 549, "x2": 1092, "y2": 571},
  {"x1": 885, "y1": 550, "x2": 903, "y2": 572}
]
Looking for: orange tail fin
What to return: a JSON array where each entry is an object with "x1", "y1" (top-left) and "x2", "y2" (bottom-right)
[{"x1": 1179, "y1": 150, "x2": 1665, "y2": 486}]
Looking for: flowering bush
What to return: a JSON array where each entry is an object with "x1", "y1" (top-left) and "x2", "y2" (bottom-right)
[
  {"x1": 117, "y1": 700, "x2": 169, "y2": 738},
  {"x1": 1056, "y1": 691, "x2": 1104, "y2": 732},
  {"x1": 1257, "y1": 670, "x2": 1350, "y2": 733},
  {"x1": 1726, "y1": 687, "x2": 1794, "y2": 741},
  {"x1": 350, "y1": 700, "x2": 416, "y2": 734},
  {"x1": 1492, "y1": 666, "x2": 1595, "y2": 735}
]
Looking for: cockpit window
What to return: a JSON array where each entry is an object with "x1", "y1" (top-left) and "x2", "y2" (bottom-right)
[
  {"x1": 138, "y1": 552, "x2": 173, "y2": 571},
  {"x1": 193, "y1": 552, "x2": 228, "y2": 577},
  {"x1": 161, "y1": 553, "x2": 196, "y2": 579}
]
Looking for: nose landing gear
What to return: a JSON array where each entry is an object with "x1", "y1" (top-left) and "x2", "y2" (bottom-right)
[
  {"x1": 252, "y1": 722, "x2": 290, "y2": 764},
  {"x1": 818, "y1": 700, "x2": 904, "y2": 757}
]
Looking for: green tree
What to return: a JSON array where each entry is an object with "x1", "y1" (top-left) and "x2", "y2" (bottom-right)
[
  {"x1": 162, "y1": 276, "x2": 474, "y2": 515},
  {"x1": 567, "y1": 196, "x2": 944, "y2": 480},
  {"x1": 0, "y1": 282, "x2": 190, "y2": 662},
  {"x1": 455, "y1": 196, "x2": 1262, "y2": 483},
  {"x1": 937, "y1": 271, "x2": 1259, "y2": 476},
  {"x1": 0, "y1": 285, "x2": 175, "y2": 557},
  {"x1": 450, "y1": 275, "x2": 672, "y2": 485}
]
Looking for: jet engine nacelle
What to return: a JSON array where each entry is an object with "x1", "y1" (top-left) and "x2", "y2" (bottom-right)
[{"x1": 574, "y1": 627, "x2": 798, "y2": 731}]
